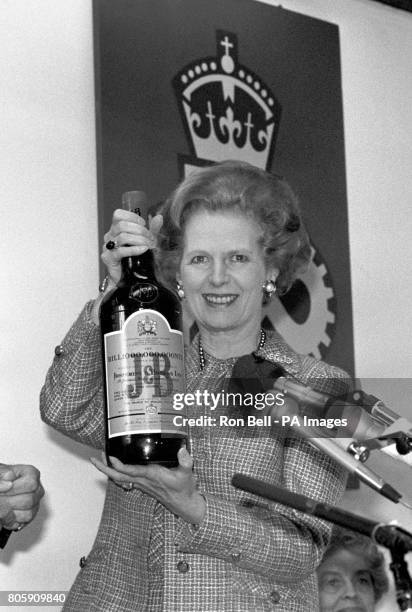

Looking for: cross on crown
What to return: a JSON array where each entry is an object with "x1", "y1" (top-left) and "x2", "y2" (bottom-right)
[{"x1": 173, "y1": 30, "x2": 281, "y2": 170}]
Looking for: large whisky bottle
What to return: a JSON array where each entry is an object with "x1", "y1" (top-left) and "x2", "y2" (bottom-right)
[{"x1": 100, "y1": 191, "x2": 186, "y2": 467}]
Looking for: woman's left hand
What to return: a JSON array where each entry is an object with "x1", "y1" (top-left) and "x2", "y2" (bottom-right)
[{"x1": 90, "y1": 447, "x2": 206, "y2": 525}]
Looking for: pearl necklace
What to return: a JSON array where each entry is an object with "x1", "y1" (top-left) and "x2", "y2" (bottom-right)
[{"x1": 198, "y1": 329, "x2": 266, "y2": 371}]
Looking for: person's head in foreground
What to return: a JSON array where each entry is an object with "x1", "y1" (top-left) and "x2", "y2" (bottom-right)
[{"x1": 317, "y1": 527, "x2": 390, "y2": 612}]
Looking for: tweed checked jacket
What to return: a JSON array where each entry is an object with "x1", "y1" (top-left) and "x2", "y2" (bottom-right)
[{"x1": 40, "y1": 302, "x2": 350, "y2": 612}]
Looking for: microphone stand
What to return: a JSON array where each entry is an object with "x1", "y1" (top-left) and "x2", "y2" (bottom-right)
[
  {"x1": 349, "y1": 389, "x2": 412, "y2": 458},
  {"x1": 391, "y1": 546, "x2": 412, "y2": 611},
  {"x1": 382, "y1": 432, "x2": 412, "y2": 457},
  {"x1": 232, "y1": 473, "x2": 412, "y2": 610}
]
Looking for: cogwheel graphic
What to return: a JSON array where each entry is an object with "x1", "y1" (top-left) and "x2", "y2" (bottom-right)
[{"x1": 263, "y1": 244, "x2": 336, "y2": 359}]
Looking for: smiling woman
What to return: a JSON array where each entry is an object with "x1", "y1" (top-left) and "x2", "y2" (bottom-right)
[
  {"x1": 40, "y1": 160, "x2": 352, "y2": 612},
  {"x1": 178, "y1": 209, "x2": 272, "y2": 345},
  {"x1": 157, "y1": 160, "x2": 310, "y2": 299}
]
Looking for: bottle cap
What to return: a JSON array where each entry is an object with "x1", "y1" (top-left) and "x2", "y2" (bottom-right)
[{"x1": 122, "y1": 191, "x2": 148, "y2": 216}]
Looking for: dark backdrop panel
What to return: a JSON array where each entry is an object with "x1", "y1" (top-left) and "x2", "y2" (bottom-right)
[{"x1": 93, "y1": 0, "x2": 354, "y2": 375}]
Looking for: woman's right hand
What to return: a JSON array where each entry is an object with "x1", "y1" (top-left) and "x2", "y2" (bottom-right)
[
  {"x1": 101, "y1": 209, "x2": 163, "y2": 285},
  {"x1": 90, "y1": 209, "x2": 163, "y2": 324}
]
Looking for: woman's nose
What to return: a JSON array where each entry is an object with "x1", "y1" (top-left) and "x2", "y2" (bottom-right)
[
  {"x1": 209, "y1": 260, "x2": 229, "y2": 285},
  {"x1": 341, "y1": 578, "x2": 358, "y2": 599}
]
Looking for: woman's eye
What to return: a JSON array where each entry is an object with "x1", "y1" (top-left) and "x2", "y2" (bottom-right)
[
  {"x1": 191, "y1": 255, "x2": 208, "y2": 264},
  {"x1": 230, "y1": 254, "x2": 249, "y2": 263},
  {"x1": 320, "y1": 576, "x2": 343, "y2": 591}
]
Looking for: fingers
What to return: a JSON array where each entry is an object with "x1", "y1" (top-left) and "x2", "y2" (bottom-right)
[
  {"x1": 90, "y1": 451, "x2": 196, "y2": 500},
  {"x1": 90, "y1": 456, "x2": 148, "y2": 482},
  {"x1": 106, "y1": 210, "x2": 161, "y2": 247},
  {"x1": 0, "y1": 499, "x2": 16, "y2": 527},
  {"x1": 90, "y1": 457, "x2": 142, "y2": 493},
  {"x1": 0, "y1": 480, "x2": 13, "y2": 493},
  {"x1": 34, "y1": 483, "x2": 45, "y2": 505},
  {"x1": 98, "y1": 451, "x2": 193, "y2": 476},
  {"x1": 4, "y1": 505, "x2": 40, "y2": 529},
  {"x1": 177, "y1": 447, "x2": 194, "y2": 472},
  {"x1": 0, "y1": 465, "x2": 17, "y2": 484},
  {"x1": 148, "y1": 214, "x2": 163, "y2": 235},
  {"x1": 90, "y1": 456, "x2": 128, "y2": 482},
  {"x1": 1, "y1": 515, "x2": 17, "y2": 530},
  {"x1": 101, "y1": 209, "x2": 160, "y2": 283},
  {"x1": 108, "y1": 456, "x2": 150, "y2": 478},
  {"x1": 0, "y1": 489, "x2": 42, "y2": 530},
  {"x1": 102, "y1": 228, "x2": 155, "y2": 253},
  {"x1": 0, "y1": 466, "x2": 16, "y2": 495},
  {"x1": 1, "y1": 489, "x2": 44, "y2": 512},
  {"x1": 101, "y1": 244, "x2": 151, "y2": 268},
  {"x1": 4, "y1": 465, "x2": 42, "y2": 496},
  {"x1": 106, "y1": 454, "x2": 192, "y2": 479},
  {"x1": 112, "y1": 208, "x2": 146, "y2": 226},
  {"x1": 0, "y1": 467, "x2": 43, "y2": 531},
  {"x1": 106, "y1": 211, "x2": 154, "y2": 243},
  {"x1": 105, "y1": 219, "x2": 152, "y2": 241}
]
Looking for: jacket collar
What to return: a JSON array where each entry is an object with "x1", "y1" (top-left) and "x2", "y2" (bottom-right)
[
  {"x1": 254, "y1": 329, "x2": 302, "y2": 377},
  {"x1": 186, "y1": 329, "x2": 302, "y2": 377}
]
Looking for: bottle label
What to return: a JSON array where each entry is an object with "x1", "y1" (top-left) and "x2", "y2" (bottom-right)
[{"x1": 104, "y1": 309, "x2": 185, "y2": 438}]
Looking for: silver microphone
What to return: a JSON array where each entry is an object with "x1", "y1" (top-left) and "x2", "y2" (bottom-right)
[
  {"x1": 273, "y1": 377, "x2": 385, "y2": 460},
  {"x1": 351, "y1": 389, "x2": 412, "y2": 431},
  {"x1": 351, "y1": 390, "x2": 412, "y2": 467},
  {"x1": 273, "y1": 377, "x2": 412, "y2": 468},
  {"x1": 268, "y1": 390, "x2": 402, "y2": 503}
]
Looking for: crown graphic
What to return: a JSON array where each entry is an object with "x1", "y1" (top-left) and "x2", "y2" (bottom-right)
[
  {"x1": 137, "y1": 316, "x2": 157, "y2": 336},
  {"x1": 173, "y1": 30, "x2": 281, "y2": 170}
]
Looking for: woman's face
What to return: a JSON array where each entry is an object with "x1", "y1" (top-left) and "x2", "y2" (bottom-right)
[
  {"x1": 317, "y1": 549, "x2": 376, "y2": 612},
  {"x1": 178, "y1": 209, "x2": 276, "y2": 335}
]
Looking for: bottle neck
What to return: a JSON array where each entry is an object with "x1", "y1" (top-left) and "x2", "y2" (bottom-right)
[{"x1": 121, "y1": 250, "x2": 156, "y2": 284}]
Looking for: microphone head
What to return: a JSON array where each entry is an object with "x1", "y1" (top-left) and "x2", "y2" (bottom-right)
[{"x1": 228, "y1": 355, "x2": 285, "y2": 396}]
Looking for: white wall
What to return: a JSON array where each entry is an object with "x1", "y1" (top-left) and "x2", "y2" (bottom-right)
[
  {"x1": 0, "y1": 0, "x2": 104, "y2": 605},
  {"x1": 1, "y1": 1, "x2": 411, "y2": 610}
]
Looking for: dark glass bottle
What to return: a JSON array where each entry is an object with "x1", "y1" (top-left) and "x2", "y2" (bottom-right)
[{"x1": 100, "y1": 191, "x2": 186, "y2": 467}]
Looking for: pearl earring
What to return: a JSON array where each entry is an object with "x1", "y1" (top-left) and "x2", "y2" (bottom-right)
[
  {"x1": 176, "y1": 282, "x2": 185, "y2": 299},
  {"x1": 262, "y1": 280, "x2": 276, "y2": 299}
]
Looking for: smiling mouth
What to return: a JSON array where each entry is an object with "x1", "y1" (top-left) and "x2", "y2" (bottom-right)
[{"x1": 202, "y1": 293, "x2": 238, "y2": 306}]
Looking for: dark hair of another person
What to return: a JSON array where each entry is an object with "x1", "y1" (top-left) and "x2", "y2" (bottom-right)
[
  {"x1": 154, "y1": 160, "x2": 311, "y2": 296},
  {"x1": 321, "y1": 527, "x2": 390, "y2": 603}
]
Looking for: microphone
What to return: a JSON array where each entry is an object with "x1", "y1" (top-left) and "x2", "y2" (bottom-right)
[
  {"x1": 273, "y1": 377, "x2": 412, "y2": 466},
  {"x1": 268, "y1": 393, "x2": 403, "y2": 503},
  {"x1": 350, "y1": 390, "x2": 412, "y2": 465},
  {"x1": 274, "y1": 376, "x2": 384, "y2": 440},
  {"x1": 351, "y1": 389, "x2": 412, "y2": 433},
  {"x1": 231, "y1": 474, "x2": 412, "y2": 553}
]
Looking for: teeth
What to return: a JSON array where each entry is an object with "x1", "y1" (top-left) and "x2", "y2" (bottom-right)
[{"x1": 204, "y1": 294, "x2": 237, "y2": 304}]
